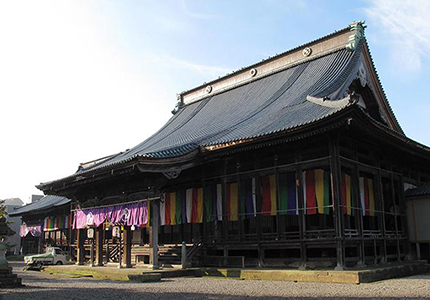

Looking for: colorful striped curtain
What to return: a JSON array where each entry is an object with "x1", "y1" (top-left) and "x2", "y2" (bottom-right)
[
  {"x1": 43, "y1": 215, "x2": 71, "y2": 232},
  {"x1": 303, "y1": 169, "x2": 330, "y2": 215},
  {"x1": 279, "y1": 172, "x2": 298, "y2": 215},
  {"x1": 204, "y1": 185, "x2": 215, "y2": 222},
  {"x1": 162, "y1": 190, "x2": 201, "y2": 225},
  {"x1": 204, "y1": 184, "x2": 223, "y2": 222},
  {"x1": 161, "y1": 186, "x2": 222, "y2": 226},
  {"x1": 359, "y1": 177, "x2": 375, "y2": 216},
  {"x1": 227, "y1": 182, "x2": 239, "y2": 221},
  {"x1": 192, "y1": 188, "x2": 203, "y2": 223},
  {"x1": 239, "y1": 178, "x2": 256, "y2": 219},
  {"x1": 186, "y1": 188, "x2": 193, "y2": 223},
  {"x1": 165, "y1": 192, "x2": 171, "y2": 225},
  {"x1": 216, "y1": 184, "x2": 223, "y2": 221},
  {"x1": 261, "y1": 175, "x2": 277, "y2": 216},
  {"x1": 160, "y1": 196, "x2": 166, "y2": 226},
  {"x1": 167, "y1": 190, "x2": 184, "y2": 226},
  {"x1": 341, "y1": 173, "x2": 357, "y2": 216},
  {"x1": 178, "y1": 189, "x2": 186, "y2": 225}
]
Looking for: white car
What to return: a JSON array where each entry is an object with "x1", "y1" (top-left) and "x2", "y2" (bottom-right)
[{"x1": 24, "y1": 247, "x2": 69, "y2": 266}]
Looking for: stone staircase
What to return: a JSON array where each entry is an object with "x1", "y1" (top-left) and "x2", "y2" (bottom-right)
[
  {"x1": 0, "y1": 267, "x2": 22, "y2": 288},
  {"x1": 158, "y1": 245, "x2": 182, "y2": 266}
]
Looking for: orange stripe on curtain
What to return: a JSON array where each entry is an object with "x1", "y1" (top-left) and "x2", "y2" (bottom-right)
[{"x1": 228, "y1": 183, "x2": 238, "y2": 221}]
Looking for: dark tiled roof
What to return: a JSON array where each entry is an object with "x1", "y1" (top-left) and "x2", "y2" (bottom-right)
[
  {"x1": 9, "y1": 195, "x2": 71, "y2": 216},
  {"x1": 405, "y1": 184, "x2": 430, "y2": 197},
  {"x1": 79, "y1": 45, "x2": 361, "y2": 173}
]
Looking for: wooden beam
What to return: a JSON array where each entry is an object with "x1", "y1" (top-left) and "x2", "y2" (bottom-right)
[
  {"x1": 76, "y1": 229, "x2": 85, "y2": 265},
  {"x1": 329, "y1": 136, "x2": 345, "y2": 270},
  {"x1": 95, "y1": 226, "x2": 104, "y2": 266},
  {"x1": 353, "y1": 145, "x2": 365, "y2": 266},
  {"x1": 295, "y1": 149, "x2": 307, "y2": 269},
  {"x1": 151, "y1": 200, "x2": 160, "y2": 269},
  {"x1": 375, "y1": 161, "x2": 387, "y2": 264},
  {"x1": 390, "y1": 174, "x2": 401, "y2": 262},
  {"x1": 237, "y1": 161, "x2": 244, "y2": 242},
  {"x1": 222, "y1": 160, "x2": 228, "y2": 256},
  {"x1": 123, "y1": 226, "x2": 132, "y2": 268}
]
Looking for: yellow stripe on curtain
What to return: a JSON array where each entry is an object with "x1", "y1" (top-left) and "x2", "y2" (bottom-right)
[
  {"x1": 315, "y1": 169, "x2": 325, "y2": 214},
  {"x1": 269, "y1": 175, "x2": 277, "y2": 216},
  {"x1": 230, "y1": 183, "x2": 239, "y2": 221},
  {"x1": 170, "y1": 192, "x2": 176, "y2": 225},
  {"x1": 345, "y1": 174, "x2": 352, "y2": 216}
]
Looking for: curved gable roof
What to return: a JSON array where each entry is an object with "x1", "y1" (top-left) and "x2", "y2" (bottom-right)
[
  {"x1": 78, "y1": 40, "x2": 362, "y2": 173},
  {"x1": 9, "y1": 195, "x2": 71, "y2": 217},
  {"x1": 38, "y1": 22, "x2": 410, "y2": 190}
]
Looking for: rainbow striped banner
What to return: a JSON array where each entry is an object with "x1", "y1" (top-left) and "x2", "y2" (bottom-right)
[
  {"x1": 359, "y1": 176, "x2": 375, "y2": 216},
  {"x1": 192, "y1": 188, "x2": 203, "y2": 223},
  {"x1": 303, "y1": 169, "x2": 330, "y2": 215},
  {"x1": 239, "y1": 178, "x2": 256, "y2": 219},
  {"x1": 204, "y1": 184, "x2": 223, "y2": 222},
  {"x1": 279, "y1": 172, "x2": 298, "y2": 215},
  {"x1": 227, "y1": 182, "x2": 239, "y2": 221},
  {"x1": 43, "y1": 215, "x2": 71, "y2": 232},
  {"x1": 261, "y1": 175, "x2": 277, "y2": 216},
  {"x1": 161, "y1": 188, "x2": 203, "y2": 225},
  {"x1": 341, "y1": 173, "x2": 358, "y2": 216}
]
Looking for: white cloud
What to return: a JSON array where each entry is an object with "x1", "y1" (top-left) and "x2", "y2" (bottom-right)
[{"x1": 364, "y1": 0, "x2": 430, "y2": 73}]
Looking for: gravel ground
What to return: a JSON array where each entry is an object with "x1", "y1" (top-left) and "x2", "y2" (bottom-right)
[{"x1": 2, "y1": 262, "x2": 430, "y2": 300}]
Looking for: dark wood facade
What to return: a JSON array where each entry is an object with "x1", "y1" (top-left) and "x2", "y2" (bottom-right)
[
  {"x1": 52, "y1": 117, "x2": 430, "y2": 269},
  {"x1": 19, "y1": 204, "x2": 72, "y2": 255},
  {"x1": 37, "y1": 23, "x2": 430, "y2": 269}
]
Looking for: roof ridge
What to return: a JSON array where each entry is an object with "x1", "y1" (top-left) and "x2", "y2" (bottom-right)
[{"x1": 178, "y1": 21, "x2": 366, "y2": 106}]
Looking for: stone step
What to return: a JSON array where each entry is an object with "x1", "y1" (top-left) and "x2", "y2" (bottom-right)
[
  {"x1": 159, "y1": 256, "x2": 181, "y2": 262},
  {"x1": 0, "y1": 268, "x2": 12, "y2": 274},
  {"x1": 0, "y1": 277, "x2": 22, "y2": 288},
  {"x1": 0, "y1": 273, "x2": 17, "y2": 278},
  {"x1": 128, "y1": 273, "x2": 161, "y2": 283}
]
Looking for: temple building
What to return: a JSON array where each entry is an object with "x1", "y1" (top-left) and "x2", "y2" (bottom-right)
[
  {"x1": 10, "y1": 195, "x2": 72, "y2": 255},
  {"x1": 37, "y1": 22, "x2": 430, "y2": 269}
]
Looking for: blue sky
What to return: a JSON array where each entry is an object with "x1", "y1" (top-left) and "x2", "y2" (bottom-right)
[{"x1": 1, "y1": 0, "x2": 429, "y2": 202}]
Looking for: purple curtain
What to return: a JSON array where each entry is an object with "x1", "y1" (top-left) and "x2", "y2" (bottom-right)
[
  {"x1": 73, "y1": 201, "x2": 148, "y2": 229},
  {"x1": 20, "y1": 225, "x2": 41, "y2": 237}
]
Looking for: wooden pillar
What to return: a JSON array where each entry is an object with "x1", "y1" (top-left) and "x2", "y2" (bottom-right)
[
  {"x1": 295, "y1": 150, "x2": 307, "y2": 269},
  {"x1": 237, "y1": 162, "x2": 244, "y2": 242},
  {"x1": 202, "y1": 166, "x2": 207, "y2": 244},
  {"x1": 375, "y1": 167, "x2": 387, "y2": 263},
  {"x1": 275, "y1": 154, "x2": 282, "y2": 241},
  {"x1": 151, "y1": 200, "x2": 160, "y2": 269},
  {"x1": 38, "y1": 236, "x2": 43, "y2": 254},
  {"x1": 399, "y1": 176, "x2": 408, "y2": 260},
  {"x1": 390, "y1": 174, "x2": 401, "y2": 262},
  {"x1": 330, "y1": 136, "x2": 345, "y2": 270},
  {"x1": 95, "y1": 226, "x2": 104, "y2": 266},
  {"x1": 222, "y1": 160, "x2": 229, "y2": 257},
  {"x1": 76, "y1": 229, "x2": 85, "y2": 265},
  {"x1": 255, "y1": 170, "x2": 264, "y2": 267},
  {"x1": 123, "y1": 226, "x2": 132, "y2": 268},
  {"x1": 353, "y1": 156, "x2": 365, "y2": 266}
]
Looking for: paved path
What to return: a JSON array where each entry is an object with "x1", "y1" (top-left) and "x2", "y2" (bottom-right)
[{"x1": 2, "y1": 262, "x2": 430, "y2": 299}]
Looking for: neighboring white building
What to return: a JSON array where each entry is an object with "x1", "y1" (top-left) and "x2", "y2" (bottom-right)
[{"x1": 3, "y1": 198, "x2": 24, "y2": 255}]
